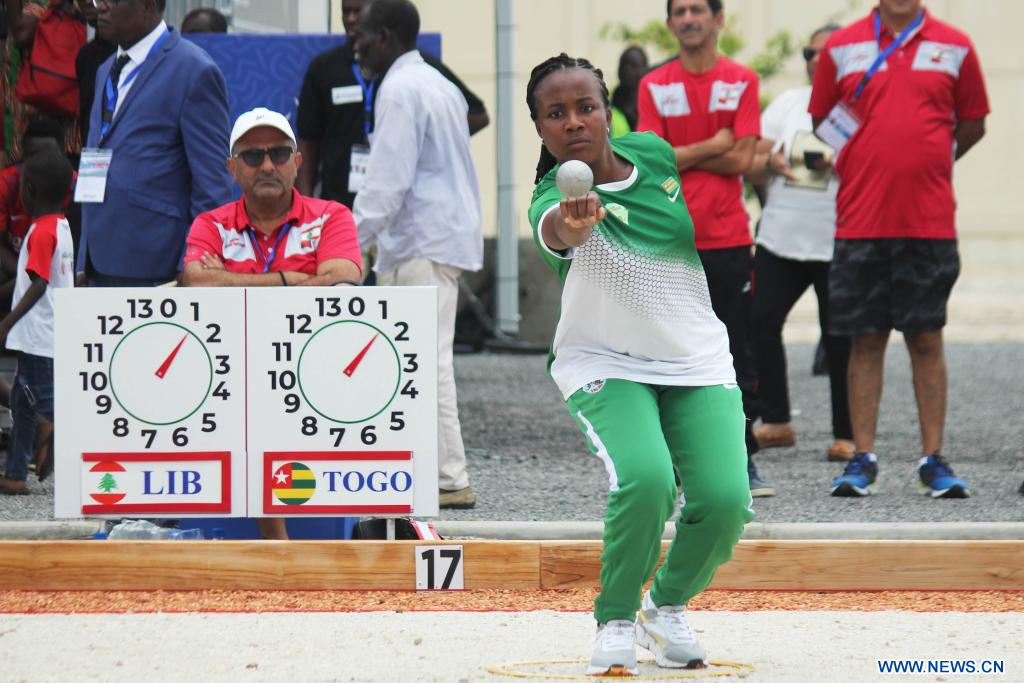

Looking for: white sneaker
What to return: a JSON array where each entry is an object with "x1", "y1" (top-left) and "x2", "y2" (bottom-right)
[
  {"x1": 635, "y1": 591, "x2": 706, "y2": 668},
  {"x1": 587, "y1": 619, "x2": 638, "y2": 676}
]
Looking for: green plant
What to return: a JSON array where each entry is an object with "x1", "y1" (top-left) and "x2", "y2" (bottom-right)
[
  {"x1": 599, "y1": 19, "x2": 677, "y2": 56},
  {"x1": 599, "y1": 16, "x2": 793, "y2": 87}
]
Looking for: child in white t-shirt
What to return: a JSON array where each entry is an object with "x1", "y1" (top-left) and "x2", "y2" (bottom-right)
[{"x1": 0, "y1": 150, "x2": 74, "y2": 495}]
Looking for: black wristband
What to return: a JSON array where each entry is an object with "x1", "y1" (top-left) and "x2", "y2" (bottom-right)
[{"x1": 279, "y1": 272, "x2": 287, "y2": 286}]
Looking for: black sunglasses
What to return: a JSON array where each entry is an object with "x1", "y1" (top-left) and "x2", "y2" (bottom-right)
[
  {"x1": 235, "y1": 146, "x2": 294, "y2": 168},
  {"x1": 802, "y1": 47, "x2": 821, "y2": 62}
]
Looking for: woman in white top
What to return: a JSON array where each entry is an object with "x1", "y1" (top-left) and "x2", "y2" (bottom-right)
[{"x1": 747, "y1": 25, "x2": 854, "y2": 462}]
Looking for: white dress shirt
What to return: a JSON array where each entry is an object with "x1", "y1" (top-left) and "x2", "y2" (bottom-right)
[
  {"x1": 112, "y1": 20, "x2": 169, "y2": 118},
  {"x1": 354, "y1": 50, "x2": 483, "y2": 274}
]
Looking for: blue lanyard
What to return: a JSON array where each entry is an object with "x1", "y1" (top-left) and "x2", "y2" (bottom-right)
[
  {"x1": 246, "y1": 222, "x2": 293, "y2": 274},
  {"x1": 351, "y1": 63, "x2": 376, "y2": 137},
  {"x1": 101, "y1": 29, "x2": 170, "y2": 140},
  {"x1": 853, "y1": 9, "x2": 925, "y2": 101}
]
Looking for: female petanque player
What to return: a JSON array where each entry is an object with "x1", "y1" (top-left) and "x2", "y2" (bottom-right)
[{"x1": 526, "y1": 53, "x2": 753, "y2": 676}]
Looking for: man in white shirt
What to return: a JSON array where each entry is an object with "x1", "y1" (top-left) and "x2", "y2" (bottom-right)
[{"x1": 353, "y1": 0, "x2": 483, "y2": 509}]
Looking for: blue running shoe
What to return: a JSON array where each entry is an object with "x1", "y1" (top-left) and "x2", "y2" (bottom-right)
[
  {"x1": 918, "y1": 454, "x2": 970, "y2": 498},
  {"x1": 831, "y1": 452, "x2": 878, "y2": 497}
]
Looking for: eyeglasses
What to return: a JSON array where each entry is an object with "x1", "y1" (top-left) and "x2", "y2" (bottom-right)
[
  {"x1": 802, "y1": 47, "x2": 821, "y2": 62},
  {"x1": 234, "y1": 146, "x2": 295, "y2": 168}
]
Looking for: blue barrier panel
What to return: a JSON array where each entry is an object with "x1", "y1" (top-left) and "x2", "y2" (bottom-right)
[
  {"x1": 184, "y1": 32, "x2": 442, "y2": 125},
  {"x1": 181, "y1": 516, "x2": 360, "y2": 540}
]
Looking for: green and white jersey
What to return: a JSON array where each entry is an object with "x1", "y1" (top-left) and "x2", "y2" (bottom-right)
[{"x1": 528, "y1": 132, "x2": 735, "y2": 400}]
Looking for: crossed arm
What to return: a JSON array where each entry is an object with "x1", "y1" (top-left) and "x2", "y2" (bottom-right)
[
  {"x1": 181, "y1": 255, "x2": 361, "y2": 287},
  {"x1": 672, "y1": 128, "x2": 757, "y2": 176}
]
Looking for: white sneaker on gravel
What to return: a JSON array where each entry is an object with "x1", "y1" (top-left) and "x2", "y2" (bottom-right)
[
  {"x1": 635, "y1": 591, "x2": 706, "y2": 668},
  {"x1": 587, "y1": 619, "x2": 638, "y2": 676}
]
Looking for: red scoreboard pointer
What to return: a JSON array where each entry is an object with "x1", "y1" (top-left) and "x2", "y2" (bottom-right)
[
  {"x1": 154, "y1": 334, "x2": 189, "y2": 379},
  {"x1": 342, "y1": 333, "x2": 379, "y2": 377}
]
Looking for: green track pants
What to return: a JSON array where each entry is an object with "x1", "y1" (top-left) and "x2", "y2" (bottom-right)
[{"x1": 567, "y1": 379, "x2": 754, "y2": 623}]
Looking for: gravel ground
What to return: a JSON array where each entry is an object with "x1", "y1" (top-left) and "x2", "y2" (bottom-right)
[
  {"x1": 1, "y1": 342, "x2": 1022, "y2": 524},
  {"x1": 446, "y1": 341, "x2": 1024, "y2": 523}
]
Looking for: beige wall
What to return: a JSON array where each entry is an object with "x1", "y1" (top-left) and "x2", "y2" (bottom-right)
[{"x1": 347, "y1": 1, "x2": 1017, "y2": 238}]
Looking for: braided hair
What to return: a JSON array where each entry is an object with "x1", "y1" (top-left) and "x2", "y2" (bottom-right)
[{"x1": 526, "y1": 53, "x2": 610, "y2": 185}]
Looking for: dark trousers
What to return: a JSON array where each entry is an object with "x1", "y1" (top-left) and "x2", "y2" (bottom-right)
[
  {"x1": 697, "y1": 246, "x2": 759, "y2": 457},
  {"x1": 751, "y1": 246, "x2": 852, "y2": 440},
  {"x1": 6, "y1": 353, "x2": 54, "y2": 482}
]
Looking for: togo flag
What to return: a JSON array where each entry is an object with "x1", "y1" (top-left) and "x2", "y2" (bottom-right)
[{"x1": 272, "y1": 462, "x2": 316, "y2": 505}]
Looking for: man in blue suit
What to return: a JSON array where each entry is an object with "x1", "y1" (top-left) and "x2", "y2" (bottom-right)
[{"x1": 78, "y1": 0, "x2": 233, "y2": 286}]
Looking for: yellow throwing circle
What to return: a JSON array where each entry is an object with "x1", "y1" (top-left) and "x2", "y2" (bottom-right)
[{"x1": 485, "y1": 658, "x2": 755, "y2": 680}]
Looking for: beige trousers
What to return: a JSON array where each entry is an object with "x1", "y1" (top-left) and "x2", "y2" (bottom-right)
[{"x1": 377, "y1": 258, "x2": 469, "y2": 491}]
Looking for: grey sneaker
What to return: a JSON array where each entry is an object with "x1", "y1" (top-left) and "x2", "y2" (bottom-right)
[
  {"x1": 748, "y1": 464, "x2": 775, "y2": 497},
  {"x1": 636, "y1": 591, "x2": 706, "y2": 669},
  {"x1": 587, "y1": 619, "x2": 638, "y2": 676},
  {"x1": 438, "y1": 485, "x2": 475, "y2": 509}
]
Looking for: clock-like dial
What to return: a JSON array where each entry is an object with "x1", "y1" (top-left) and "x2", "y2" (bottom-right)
[
  {"x1": 261, "y1": 293, "x2": 423, "y2": 448},
  {"x1": 75, "y1": 294, "x2": 240, "y2": 450},
  {"x1": 109, "y1": 322, "x2": 213, "y2": 425},
  {"x1": 297, "y1": 320, "x2": 401, "y2": 424}
]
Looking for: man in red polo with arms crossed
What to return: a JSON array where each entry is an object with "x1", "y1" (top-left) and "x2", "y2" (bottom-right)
[
  {"x1": 183, "y1": 107, "x2": 362, "y2": 537},
  {"x1": 638, "y1": 0, "x2": 769, "y2": 497},
  {"x1": 809, "y1": 0, "x2": 988, "y2": 499}
]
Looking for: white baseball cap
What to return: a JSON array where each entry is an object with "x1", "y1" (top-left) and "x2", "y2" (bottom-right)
[{"x1": 229, "y1": 107, "x2": 296, "y2": 151}]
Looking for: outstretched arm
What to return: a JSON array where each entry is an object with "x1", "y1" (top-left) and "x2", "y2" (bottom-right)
[{"x1": 540, "y1": 192, "x2": 606, "y2": 252}]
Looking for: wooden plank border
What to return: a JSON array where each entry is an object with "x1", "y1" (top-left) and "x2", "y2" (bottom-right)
[
  {"x1": 540, "y1": 540, "x2": 1024, "y2": 591},
  {"x1": 1, "y1": 539, "x2": 1021, "y2": 591},
  {"x1": 0, "y1": 540, "x2": 539, "y2": 591}
]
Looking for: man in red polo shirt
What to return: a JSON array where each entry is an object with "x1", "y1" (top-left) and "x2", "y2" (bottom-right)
[
  {"x1": 809, "y1": 0, "x2": 988, "y2": 499},
  {"x1": 637, "y1": 0, "x2": 769, "y2": 496},
  {"x1": 183, "y1": 107, "x2": 361, "y2": 290},
  {"x1": 183, "y1": 107, "x2": 362, "y2": 537}
]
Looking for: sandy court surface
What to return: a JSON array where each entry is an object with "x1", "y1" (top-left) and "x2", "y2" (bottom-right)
[{"x1": 1, "y1": 606, "x2": 1022, "y2": 682}]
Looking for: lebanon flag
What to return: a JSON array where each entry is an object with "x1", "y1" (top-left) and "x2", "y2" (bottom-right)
[{"x1": 89, "y1": 460, "x2": 127, "y2": 506}]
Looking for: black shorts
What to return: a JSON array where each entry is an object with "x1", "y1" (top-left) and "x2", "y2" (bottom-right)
[{"x1": 829, "y1": 238, "x2": 960, "y2": 336}]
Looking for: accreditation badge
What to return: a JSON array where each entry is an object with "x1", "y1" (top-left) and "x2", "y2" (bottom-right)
[
  {"x1": 74, "y1": 148, "x2": 114, "y2": 203},
  {"x1": 348, "y1": 144, "x2": 370, "y2": 194},
  {"x1": 814, "y1": 102, "x2": 861, "y2": 155}
]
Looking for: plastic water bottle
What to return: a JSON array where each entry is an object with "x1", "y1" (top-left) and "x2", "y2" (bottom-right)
[
  {"x1": 107, "y1": 520, "x2": 202, "y2": 540},
  {"x1": 107, "y1": 519, "x2": 161, "y2": 539},
  {"x1": 167, "y1": 528, "x2": 204, "y2": 540}
]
